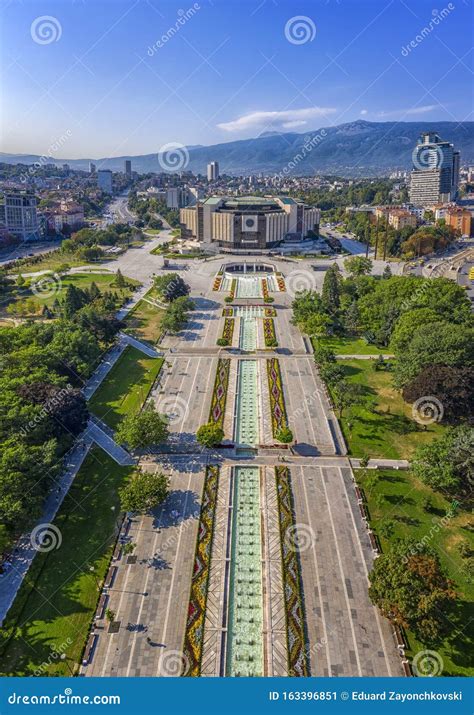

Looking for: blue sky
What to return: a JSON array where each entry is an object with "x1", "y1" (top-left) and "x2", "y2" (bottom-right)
[{"x1": 0, "y1": 0, "x2": 472, "y2": 158}]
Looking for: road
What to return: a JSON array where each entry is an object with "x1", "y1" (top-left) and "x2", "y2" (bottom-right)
[
  {"x1": 107, "y1": 191, "x2": 135, "y2": 225},
  {"x1": 0, "y1": 241, "x2": 62, "y2": 267}
]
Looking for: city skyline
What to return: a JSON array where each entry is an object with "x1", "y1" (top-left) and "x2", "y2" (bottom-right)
[{"x1": 0, "y1": 0, "x2": 472, "y2": 158}]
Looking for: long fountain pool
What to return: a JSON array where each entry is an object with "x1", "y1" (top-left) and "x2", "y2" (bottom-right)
[
  {"x1": 233, "y1": 360, "x2": 259, "y2": 446},
  {"x1": 226, "y1": 466, "x2": 264, "y2": 676}
]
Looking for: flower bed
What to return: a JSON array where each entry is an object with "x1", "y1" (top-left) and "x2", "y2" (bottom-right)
[
  {"x1": 213, "y1": 276, "x2": 222, "y2": 291},
  {"x1": 182, "y1": 465, "x2": 220, "y2": 676},
  {"x1": 218, "y1": 317, "x2": 234, "y2": 345},
  {"x1": 261, "y1": 278, "x2": 269, "y2": 301},
  {"x1": 229, "y1": 278, "x2": 236, "y2": 301},
  {"x1": 276, "y1": 276, "x2": 286, "y2": 291},
  {"x1": 264, "y1": 307, "x2": 276, "y2": 317},
  {"x1": 275, "y1": 466, "x2": 309, "y2": 677},
  {"x1": 263, "y1": 317, "x2": 277, "y2": 347},
  {"x1": 209, "y1": 358, "x2": 230, "y2": 428},
  {"x1": 222, "y1": 307, "x2": 233, "y2": 317},
  {"x1": 267, "y1": 358, "x2": 289, "y2": 436}
]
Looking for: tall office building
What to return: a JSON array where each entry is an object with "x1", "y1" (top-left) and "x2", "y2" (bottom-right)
[
  {"x1": 89, "y1": 161, "x2": 96, "y2": 174},
  {"x1": 207, "y1": 161, "x2": 219, "y2": 181},
  {"x1": 1, "y1": 192, "x2": 39, "y2": 240},
  {"x1": 124, "y1": 160, "x2": 132, "y2": 178},
  {"x1": 409, "y1": 132, "x2": 460, "y2": 206},
  {"x1": 97, "y1": 169, "x2": 113, "y2": 194}
]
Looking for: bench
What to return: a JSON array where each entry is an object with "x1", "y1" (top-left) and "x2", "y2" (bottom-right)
[
  {"x1": 104, "y1": 566, "x2": 117, "y2": 590},
  {"x1": 82, "y1": 633, "x2": 98, "y2": 665},
  {"x1": 402, "y1": 660, "x2": 412, "y2": 677}
]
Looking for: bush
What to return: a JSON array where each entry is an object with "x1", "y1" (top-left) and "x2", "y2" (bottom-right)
[
  {"x1": 216, "y1": 337, "x2": 229, "y2": 346},
  {"x1": 276, "y1": 426, "x2": 293, "y2": 444},
  {"x1": 196, "y1": 422, "x2": 224, "y2": 448}
]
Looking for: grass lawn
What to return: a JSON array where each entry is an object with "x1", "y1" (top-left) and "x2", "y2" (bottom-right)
[
  {"x1": 314, "y1": 336, "x2": 387, "y2": 355},
  {"x1": 88, "y1": 345, "x2": 163, "y2": 429},
  {"x1": 124, "y1": 299, "x2": 165, "y2": 343},
  {"x1": 356, "y1": 468, "x2": 474, "y2": 676},
  {"x1": 144, "y1": 228, "x2": 161, "y2": 236},
  {"x1": 15, "y1": 251, "x2": 91, "y2": 274},
  {"x1": 336, "y1": 359, "x2": 444, "y2": 459},
  {"x1": 0, "y1": 447, "x2": 133, "y2": 676}
]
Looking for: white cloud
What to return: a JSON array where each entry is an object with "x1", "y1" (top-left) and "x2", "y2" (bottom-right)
[
  {"x1": 217, "y1": 107, "x2": 337, "y2": 133},
  {"x1": 377, "y1": 104, "x2": 440, "y2": 118},
  {"x1": 360, "y1": 109, "x2": 368, "y2": 115}
]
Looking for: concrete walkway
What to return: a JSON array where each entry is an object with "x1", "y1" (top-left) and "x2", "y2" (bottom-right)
[
  {"x1": 350, "y1": 457, "x2": 410, "y2": 470},
  {"x1": 120, "y1": 332, "x2": 162, "y2": 358},
  {"x1": 336, "y1": 353, "x2": 394, "y2": 360},
  {"x1": 86, "y1": 418, "x2": 136, "y2": 466},
  {"x1": 0, "y1": 434, "x2": 94, "y2": 625}
]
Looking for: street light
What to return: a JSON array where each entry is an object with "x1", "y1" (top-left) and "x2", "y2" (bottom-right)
[
  {"x1": 60, "y1": 652, "x2": 75, "y2": 676},
  {"x1": 89, "y1": 565, "x2": 101, "y2": 589}
]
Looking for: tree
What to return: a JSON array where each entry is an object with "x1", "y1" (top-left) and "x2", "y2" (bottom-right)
[
  {"x1": 320, "y1": 362, "x2": 345, "y2": 385},
  {"x1": 17, "y1": 382, "x2": 89, "y2": 438},
  {"x1": 321, "y1": 265, "x2": 340, "y2": 315},
  {"x1": 332, "y1": 380, "x2": 364, "y2": 417},
  {"x1": 368, "y1": 540, "x2": 456, "y2": 643},
  {"x1": 343, "y1": 300, "x2": 359, "y2": 335},
  {"x1": 276, "y1": 426, "x2": 293, "y2": 443},
  {"x1": 344, "y1": 256, "x2": 373, "y2": 277},
  {"x1": 389, "y1": 308, "x2": 439, "y2": 354},
  {"x1": 105, "y1": 608, "x2": 116, "y2": 622},
  {"x1": 412, "y1": 426, "x2": 474, "y2": 495},
  {"x1": 16, "y1": 273, "x2": 25, "y2": 287},
  {"x1": 394, "y1": 322, "x2": 474, "y2": 387},
  {"x1": 196, "y1": 422, "x2": 224, "y2": 447},
  {"x1": 382, "y1": 264, "x2": 392, "y2": 279},
  {"x1": 402, "y1": 365, "x2": 474, "y2": 424},
  {"x1": 119, "y1": 469, "x2": 169, "y2": 513},
  {"x1": 114, "y1": 269, "x2": 126, "y2": 288},
  {"x1": 116, "y1": 405, "x2": 169, "y2": 450},
  {"x1": 154, "y1": 273, "x2": 190, "y2": 302}
]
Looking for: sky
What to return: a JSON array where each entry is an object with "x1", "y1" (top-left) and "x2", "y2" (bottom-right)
[{"x1": 0, "y1": 0, "x2": 472, "y2": 159}]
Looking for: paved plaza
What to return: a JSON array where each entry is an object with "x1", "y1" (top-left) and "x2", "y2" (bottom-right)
[{"x1": 80, "y1": 252, "x2": 403, "y2": 678}]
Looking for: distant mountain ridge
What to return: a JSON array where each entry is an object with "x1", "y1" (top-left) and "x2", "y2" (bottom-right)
[{"x1": 1, "y1": 120, "x2": 473, "y2": 177}]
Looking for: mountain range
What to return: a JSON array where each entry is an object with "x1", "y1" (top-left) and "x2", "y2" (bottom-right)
[{"x1": 1, "y1": 120, "x2": 473, "y2": 177}]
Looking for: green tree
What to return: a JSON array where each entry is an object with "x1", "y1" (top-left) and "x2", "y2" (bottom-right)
[
  {"x1": 119, "y1": 469, "x2": 169, "y2": 513},
  {"x1": 114, "y1": 269, "x2": 126, "y2": 288},
  {"x1": 196, "y1": 422, "x2": 224, "y2": 447},
  {"x1": 321, "y1": 265, "x2": 340, "y2": 315},
  {"x1": 368, "y1": 540, "x2": 456, "y2": 643},
  {"x1": 344, "y1": 256, "x2": 373, "y2": 277},
  {"x1": 116, "y1": 405, "x2": 169, "y2": 450},
  {"x1": 154, "y1": 273, "x2": 190, "y2": 302},
  {"x1": 412, "y1": 426, "x2": 474, "y2": 495},
  {"x1": 332, "y1": 380, "x2": 364, "y2": 417}
]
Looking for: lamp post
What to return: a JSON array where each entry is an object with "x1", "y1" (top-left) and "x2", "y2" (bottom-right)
[
  {"x1": 60, "y1": 652, "x2": 75, "y2": 676},
  {"x1": 89, "y1": 565, "x2": 101, "y2": 590}
]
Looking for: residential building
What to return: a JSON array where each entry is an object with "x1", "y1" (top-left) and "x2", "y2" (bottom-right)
[
  {"x1": 409, "y1": 132, "x2": 460, "y2": 206},
  {"x1": 1, "y1": 191, "x2": 39, "y2": 240},
  {"x1": 97, "y1": 169, "x2": 113, "y2": 194},
  {"x1": 89, "y1": 161, "x2": 96, "y2": 174},
  {"x1": 48, "y1": 201, "x2": 85, "y2": 233},
  {"x1": 207, "y1": 161, "x2": 220, "y2": 182},
  {"x1": 387, "y1": 209, "x2": 417, "y2": 230},
  {"x1": 180, "y1": 195, "x2": 320, "y2": 250},
  {"x1": 445, "y1": 206, "x2": 472, "y2": 236},
  {"x1": 124, "y1": 160, "x2": 132, "y2": 178}
]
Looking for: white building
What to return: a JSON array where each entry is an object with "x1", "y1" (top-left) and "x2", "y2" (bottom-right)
[
  {"x1": 207, "y1": 161, "x2": 220, "y2": 182},
  {"x1": 1, "y1": 192, "x2": 39, "y2": 240}
]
